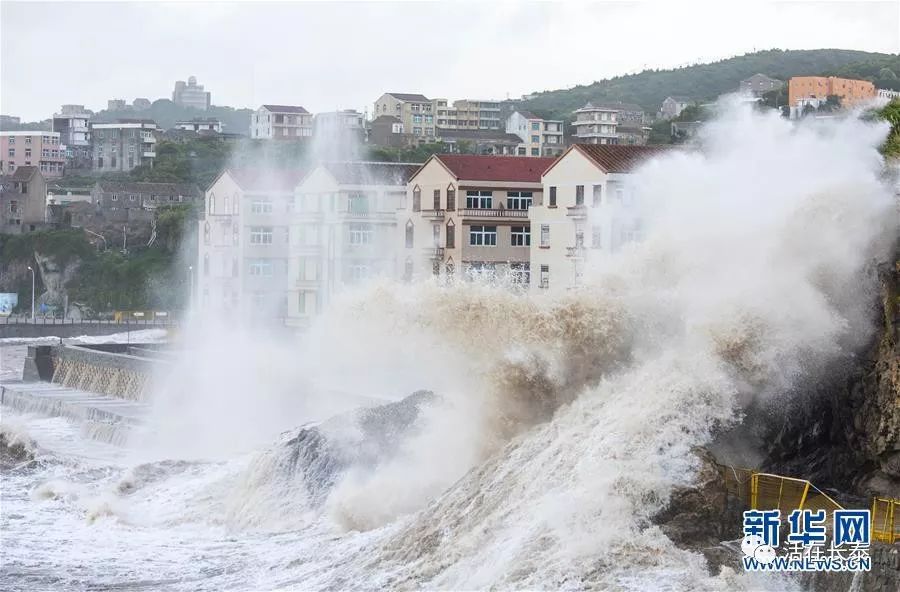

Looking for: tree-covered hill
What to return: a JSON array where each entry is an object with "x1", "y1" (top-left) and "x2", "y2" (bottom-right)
[
  {"x1": 90, "y1": 99, "x2": 253, "y2": 134},
  {"x1": 520, "y1": 49, "x2": 898, "y2": 120}
]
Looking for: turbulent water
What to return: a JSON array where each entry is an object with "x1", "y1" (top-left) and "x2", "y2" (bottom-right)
[{"x1": 2, "y1": 104, "x2": 898, "y2": 591}]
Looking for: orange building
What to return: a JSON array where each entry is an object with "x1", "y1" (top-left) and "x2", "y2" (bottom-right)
[{"x1": 788, "y1": 76, "x2": 876, "y2": 107}]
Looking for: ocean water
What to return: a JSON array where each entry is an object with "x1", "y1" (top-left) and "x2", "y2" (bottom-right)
[{"x1": 1, "y1": 104, "x2": 897, "y2": 591}]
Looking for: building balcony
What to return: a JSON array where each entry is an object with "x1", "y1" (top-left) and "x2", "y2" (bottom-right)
[
  {"x1": 294, "y1": 278, "x2": 321, "y2": 289},
  {"x1": 342, "y1": 210, "x2": 397, "y2": 221},
  {"x1": 566, "y1": 205, "x2": 587, "y2": 219},
  {"x1": 141, "y1": 136, "x2": 157, "y2": 144},
  {"x1": 566, "y1": 245, "x2": 586, "y2": 258},
  {"x1": 142, "y1": 151, "x2": 156, "y2": 158},
  {"x1": 424, "y1": 247, "x2": 444, "y2": 259},
  {"x1": 420, "y1": 209, "x2": 445, "y2": 220},
  {"x1": 462, "y1": 208, "x2": 528, "y2": 218}
]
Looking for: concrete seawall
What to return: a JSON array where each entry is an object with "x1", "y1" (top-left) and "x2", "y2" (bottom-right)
[{"x1": 0, "y1": 321, "x2": 175, "y2": 339}]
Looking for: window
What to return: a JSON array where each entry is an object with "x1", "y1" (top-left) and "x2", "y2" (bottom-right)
[
  {"x1": 510, "y1": 226, "x2": 530, "y2": 246},
  {"x1": 8, "y1": 200, "x2": 18, "y2": 214},
  {"x1": 111, "y1": 194, "x2": 118, "y2": 201},
  {"x1": 447, "y1": 186, "x2": 456, "y2": 211},
  {"x1": 469, "y1": 225, "x2": 497, "y2": 246},
  {"x1": 209, "y1": 195, "x2": 216, "y2": 214},
  {"x1": 412, "y1": 186, "x2": 421, "y2": 212},
  {"x1": 592, "y1": 185, "x2": 602, "y2": 207},
  {"x1": 349, "y1": 264, "x2": 370, "y2": 283},
  {"x1": 7, "y1": 137, "x2": 13, "y2": 145},
  {"x1": 297, "y1": 291, "x2": 308, "y2": 315},
  {"x1": 349, "y1": 223, "x2": 373, "y2": 245},
  {"x1": 465, "y1": 190, "x2": 492, "y2": 209},
  {"x1": 7, "y1": 149, "x2": 13, "y2": 157},
  {"x1": 531, "y1": 135, "x2": 539, "y2": 143},
  {"x1": 349, "y1": 192, "x2": 370, "y2": 213},
  {"x1": 413, "y1": 115, "x2": 422, "y2": 124},
  {"x1": 256, "y1": 198, "x2": 282, "y2": 214},
  {"x1": 575, "y1": 185, "x2": 585, "y2": 206},
  {"x1": 204, "y1": 222, "x2": 210, "y2": 245},
  {"x1": 540, "y1": 224, "x2": 550, "y2": 247},
  {"x1": 249, "y1": 259, "x2": 274, "y2": 276},
  {"x1": 592, "y1": 225, "x2": 602, "y2": 248},
  {"x1": 250, "y1": 226, "x2": 273, "y2": 244},
  {"x1": 433, "y1": 189, "x2": 440, "y2": 210},
  {"x1": 25, "y1": 137, "x2": 31, "y2": 144},
  {"x1": 531, "y1": 148, "x2": 539, "y2": 156},
  {"x1": 413, "y1": 127, "x2": 422, "y2": 136},
  {"x1": 405, "y1": 220, "x2": 414, "y2": 248},
  {"x1": 540, "y1": 264, "x2": 550, "y2": 289},
  {"x1": 531, "y1": 122, "x2": 540, "y2": 130},
  {"x1": 549, "y1": 187, "x2": 557, "y2": 207},
  {"x1": 446, "y1": 220, "x2": 455, "y2": 248},
  {"x1": 27, "y1": 149, "x2": 33, "y2": 158}
]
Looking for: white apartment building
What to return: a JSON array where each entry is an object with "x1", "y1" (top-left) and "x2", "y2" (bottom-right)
[
  {"x1": 506, "y1": 110, "x2": 566, "y2": 157},
  {"x1": 400, "y1": 154, "x2": 555, "y2": 284},
  {"x1": 286, "y1": 161, "x2": 419, "y2": 327},
  {"x1": 572, "y1": 103, "x2": 620, "y2": 145},
  {"x1": 530, "y1": 144, "x2": 672, "y2": 292},
  {"x1": 250, "y1": 105, "x2": 313, "y2": 140},
  {"x1": 198, "y1": 168, "x2": 308, "y2": 319},
  {"x1": 433, "y1": 99, "x2": 503, "y2": 131}
]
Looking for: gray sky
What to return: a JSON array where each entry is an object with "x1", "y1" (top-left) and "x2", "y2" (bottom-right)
[{"x1": 2, "y1": 0, "x2": 898, "y2": 121}]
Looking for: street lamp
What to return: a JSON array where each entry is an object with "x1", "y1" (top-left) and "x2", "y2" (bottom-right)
[
  {"x1": 188, "y1": 265, "x2": 194, "y2": 312},
  {"x1": 26, "y1": 265, "x2": 35, "y2": 321}
]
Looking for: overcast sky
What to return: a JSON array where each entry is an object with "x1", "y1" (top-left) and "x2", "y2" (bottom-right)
[{"x1": 2, "y1": 1, "x2": 898, "y2": 121}]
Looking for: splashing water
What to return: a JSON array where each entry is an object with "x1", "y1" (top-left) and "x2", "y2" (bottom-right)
[{"x1": 2, "y1": 103, "x2": 896, "y2": 591}]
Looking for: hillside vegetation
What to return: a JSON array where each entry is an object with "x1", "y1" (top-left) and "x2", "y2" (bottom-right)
[{"x1": 521, "y1": 49, "x2": 898, "y2": 120}]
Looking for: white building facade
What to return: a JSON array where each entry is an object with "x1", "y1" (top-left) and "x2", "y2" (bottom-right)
[
  {"x1": 250, "y1": 105, "x2": 313, "y2": 140},
  {"x1": 530, "y1": 144, "x2": 672, "y2": 292},
  {"x1": 506, "y1": 110, "x2": 565, "y2": 157}
]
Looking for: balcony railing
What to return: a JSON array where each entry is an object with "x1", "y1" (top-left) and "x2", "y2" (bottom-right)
[
  {"x1": 420, "y1": 209, "x2": 445, "y2": 220},
  {"x1": 142, "y1": 151, "x2": 156, "y2": 158},
  {"x1": 462, "y1": 208, "x2": 528, "y2": 218},
  {"x1": 566, "y1": 205, "x2": 587, "y2": 218},
  {"x1": 424, "y1": 247, "x2": 444, "y2": 259},
  {"x1": 343, "y1": 210, "x2": 396, "y2": 220}
]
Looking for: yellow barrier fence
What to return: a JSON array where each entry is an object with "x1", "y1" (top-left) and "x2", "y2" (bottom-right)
[
  {"x1": 720, "y1": 465, "x2": 900, "y2": 542},
  {"x1": 872, "y1": 497, "x2": 900, "y2": 544}
]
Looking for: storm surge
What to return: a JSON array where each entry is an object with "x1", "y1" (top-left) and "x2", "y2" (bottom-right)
[{"x1": 4, "y1": 103, "x2": 897, "y2": 591}]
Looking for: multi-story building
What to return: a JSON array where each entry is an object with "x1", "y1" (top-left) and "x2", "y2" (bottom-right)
[
  {"x1": 0, "y1": 166, "x2": 47, "y2": 233},
  {"x1": 530, "y1": 144, "x2": 672, "y2": 292},
  {"x1": 434, "y1": 129, "x2": 524, "y2": 156},
  {"x1": 52, "y1": 105, "x2": 92, "y2": 169},
  {"x1": 434, "y1": 99, "x2": 503, "y2": 131},
  {"x1": 90, "y1": 120, "x2": 159, "y2": 172},
  {"x1": 401, "y1": 154, "x2": 555, "y2": 284},
  {"x1": 0, "y1": 131, "x2": 66, "y2": 178},
  {"x1": 91, "y1": 181, "x2": 202, "y2": 211},
  {"x1": 250, "y1": 105, "x2": 313, "y2": 140},
  {"x1": 313, "y1": 110, "x2": 367, "y2": 157},
  {"x1": 739, "y1": 74, "x2": 784, "y2": 97},
  {"x1": 286, "y1": 161, "x2": 419, "y2": 327},
  {"x1": 572, "y1": 103, "x2": 620, "y2": 145},
  {"x1": 506, "y1": 110, "x2": 565, "y2": 156},
  {"x1": 369, "y1": 115, "x2": 406, "y2": 147},
  {"x1": 788, "y1": 76, "x2": 876, "y2": 108},
  {"x1": 878, "y1": 88, "x2": 900, "y2": 101},
  {"x1": 372, "y1": 93, "x2": 435, "y2": 143},
  {"x1": 174, "y1": 118, "x2": 223, "y2": 133},
  {"x1": 172, "y1": 76, "x2": 211, "y2": 111},
  {"x1": 314, "y1": 110, "x2": 365, "y2": 135},
  {"x1": 658, "y1": 96, "x2": 693, "y2": 120},
  {"x1": 198, "y1": 168, "x2": 308, "y2": 319}
]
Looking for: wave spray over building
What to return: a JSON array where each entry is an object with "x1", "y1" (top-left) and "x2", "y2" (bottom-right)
[{"x1": 2, "y1": 103, "x2": 897, "y2": 590}]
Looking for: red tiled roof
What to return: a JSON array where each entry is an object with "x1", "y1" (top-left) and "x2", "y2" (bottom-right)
[
  {"x1": 435, "y1": 155, "x2": 557, "y2": 183},
  {"x1": 226, "y1": 167, "x2": 309, "y2": 192},
  {"x1": 571, "y1": 144, "x2": 675, "y2": 173},
  {"x1": 261, "y1": 105, "x2": 309, "y2": 114}
]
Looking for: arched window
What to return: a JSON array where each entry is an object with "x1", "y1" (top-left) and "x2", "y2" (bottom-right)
[
  {"x1": 447, "y1": 185, "x2": 456, "y2": 211},
  {"x1": 233, "y1": 192, "x2": 239, "y2": 214},
  {"x1": 203, "y1": 222, "x2": 210, "y2": 245},
  {"x1": 224, "y1": 195, "x2": 230, "y2": 214},
  {"x1": 208, "y1": 194, "x2": 216, "y2": 215},
  {"x1": 445, "y1": 256, "x2": 455, "y2": 277},
  {"x1": 446, "y1": 219, "x2": 455, "y2": 249},
  {"x1": 405, "y1": 220, "x2": 414, "y2": 248},
  {"x1": 412, "y1": 186, "x2": 421, "y2": 212},
  {"x1": 203, "y1": 253, "x2": 210, "y2": 276}
]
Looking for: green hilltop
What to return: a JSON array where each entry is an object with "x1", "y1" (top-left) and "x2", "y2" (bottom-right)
[{"x1": 520, "y1": 49, "x2": 900, "y2": 119}]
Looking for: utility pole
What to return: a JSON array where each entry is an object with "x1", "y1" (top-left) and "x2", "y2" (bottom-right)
[
  {"x1": 188, "y1": 265, "x2": 194, "y2": 312},
  {"x1": 26, "y1": 265, "x2": 35, "y2": 321}
]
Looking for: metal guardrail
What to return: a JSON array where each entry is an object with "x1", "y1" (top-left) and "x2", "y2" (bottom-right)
[
  {"x1": 1, "y1": 316, "x2": 177, "y2": 326},
  {"x1": 722, "y1": 465, "x2": 899, "y2": 543}
]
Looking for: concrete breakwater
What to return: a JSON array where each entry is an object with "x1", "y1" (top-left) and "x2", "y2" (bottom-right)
[{"x1": 24, "y1": 343, "x2": 168, "y2": 401}]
